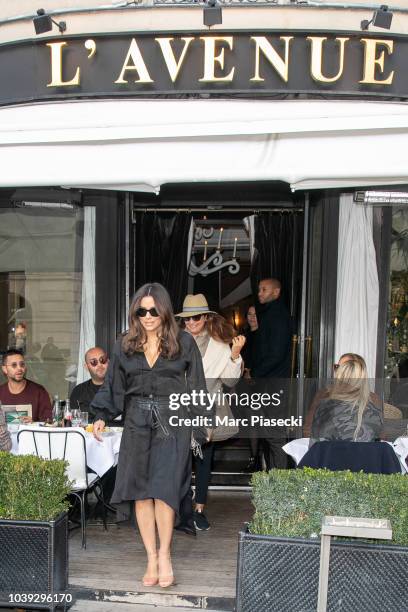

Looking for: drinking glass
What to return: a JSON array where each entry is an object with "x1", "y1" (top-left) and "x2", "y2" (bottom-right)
[
  {"x1": 80, "y1": 411, "x2": 89, "y2": 427},
  {"x1": 71, "y1": 409, "x2": 81, "y2": 427}
]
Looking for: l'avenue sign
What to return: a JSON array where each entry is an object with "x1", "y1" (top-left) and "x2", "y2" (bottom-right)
[{"x1": 1, "y1": 30, "x2": 407, "y2": 105}]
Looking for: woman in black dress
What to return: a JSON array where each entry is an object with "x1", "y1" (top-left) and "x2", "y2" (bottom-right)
[{"x1": 91, "y1": 283, "x2": 208, "y2": 588}]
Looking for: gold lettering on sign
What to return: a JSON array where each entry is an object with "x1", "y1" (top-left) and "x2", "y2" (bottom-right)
[
  {"x1": 115, "y1": 38, "x2": 153, "y2": 84},
  {"x1": 46, "y1": 42, "x2": 80, "y2": 87},
  {"x1": 307, "y1": 37, "x2": 349, "y2": 83},
  {"x1": 84, "y1": 39, "x2": 96, "y2": 59},
  {"x1": 360, "y1": 39, "x2": 394, "y2": 85},
  {"x1": 250, "y1": 36, "x2": 293, "y2": 82},
  {"x1": 199, "y1": 37, "x2": 235, "y2": 82},
  {"x1": 156, "y1": 37, "x2": 194, "y2": 83}
]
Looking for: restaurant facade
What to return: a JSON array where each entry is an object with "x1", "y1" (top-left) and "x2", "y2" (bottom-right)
[{"x1": 1, "y1": 0, "x2": 408, "y2": 428}]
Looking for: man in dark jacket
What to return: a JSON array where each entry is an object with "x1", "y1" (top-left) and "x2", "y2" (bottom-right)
[
  {"x1": 252, "y1": 278, "x2": 292, "y2": 469},
  {"x1": 252, "y1": 279, "x2": 291, "y2": 379}
]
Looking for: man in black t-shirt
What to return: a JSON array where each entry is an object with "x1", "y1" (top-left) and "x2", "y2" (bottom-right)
[
  {"x1": 70, "y1": 347, "x2": 109, "y2": 421},
  {"x1": 70, "y1": 347, "x2": 117, "y2": 516}
]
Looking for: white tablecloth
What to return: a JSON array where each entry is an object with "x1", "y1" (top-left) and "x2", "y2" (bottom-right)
[
  {"x1": 86, "y1": 431, "x2": 122, "y2": 476},
  {"x1": 282, "y1": 437, "x2": 408, "y2": 473},
  {"x1": 282, "y1": 438, "x2": 310, "y2": 465},
  {"x1": 390, "y1": 437, "x2": 408, "y2": 473},
  {"x1": 10, "y1": 426, "x2": 122, "y2": 477}
]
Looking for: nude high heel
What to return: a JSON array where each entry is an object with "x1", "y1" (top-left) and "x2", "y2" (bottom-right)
[
  {"x1": 158, "y1": 552, "x2": 176, "y2": 588},
  {"x1": 142, "y1": 552, "x2": 158, "y2": 587}
]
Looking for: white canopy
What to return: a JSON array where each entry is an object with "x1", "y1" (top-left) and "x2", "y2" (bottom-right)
[{"x1": 2, "y1": 98, "x2": 408, "y2": 192}]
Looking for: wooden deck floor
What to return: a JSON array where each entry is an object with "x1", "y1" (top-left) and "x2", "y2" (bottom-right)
[{"x1": 69, "y1": 491, "x2": 253, "y2": 601}]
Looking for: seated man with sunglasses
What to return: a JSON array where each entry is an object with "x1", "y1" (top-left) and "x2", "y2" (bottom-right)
[
  {"x1": 70, "y1": 347, "x2": 113, "y2": 424},
  {"x1": 70, "y1": 346, "x2": 117, "y2": 519}
]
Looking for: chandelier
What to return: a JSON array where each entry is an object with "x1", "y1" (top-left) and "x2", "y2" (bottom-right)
[{"x1": 189, "y1": 226, "x2": 240, "y2": 277}]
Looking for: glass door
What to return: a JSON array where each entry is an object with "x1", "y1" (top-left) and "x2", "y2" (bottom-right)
[{"x1": 295, "y1": 193, "x2": 340, "y2": 434}]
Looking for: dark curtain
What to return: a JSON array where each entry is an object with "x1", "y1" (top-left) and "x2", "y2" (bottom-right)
[
  {"x1": 251, "y1": 212, "x2": 303, "y2": 319},
  {"x1": 131, "y1": 211, "x2": 192, "y2": 313}
]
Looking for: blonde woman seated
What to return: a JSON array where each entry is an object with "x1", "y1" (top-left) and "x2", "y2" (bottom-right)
[{"x1": 310, "y1": 354, "x2": 383, "y2": 446}]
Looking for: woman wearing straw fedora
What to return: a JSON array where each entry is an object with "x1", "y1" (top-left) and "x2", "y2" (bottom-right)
[{"x1": 177, "y1": 294, "x2": 246, "y2": 531}]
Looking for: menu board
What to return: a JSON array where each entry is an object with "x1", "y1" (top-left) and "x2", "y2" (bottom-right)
[{"x1": 2, "y1": 404, "x2": 32, "y2": 423}]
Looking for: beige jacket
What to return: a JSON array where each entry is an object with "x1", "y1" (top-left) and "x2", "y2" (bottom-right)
[{"x1": 202, "y1": 337, "x2": 242, "y2": 441}]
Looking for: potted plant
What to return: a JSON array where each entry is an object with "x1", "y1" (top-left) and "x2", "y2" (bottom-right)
[
  {"x1": 0, "y1": 451, "x2": 71, "y2": 611},
  {"x1": 236, "y1": 468, "x2": 408, "y2": 612}
]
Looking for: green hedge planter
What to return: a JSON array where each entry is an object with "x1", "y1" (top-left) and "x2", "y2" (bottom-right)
[
  {"x1": 0, "y1": 452, "x2": 71, "y2": 611},
  {"x1": 236, "y1": 468, "x2": 408, "y2": 612}
]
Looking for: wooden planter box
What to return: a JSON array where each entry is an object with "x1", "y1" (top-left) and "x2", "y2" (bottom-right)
[
  {"x1": 236, "y1": 528, "x2": 408, "y2": 612},
  {"x1": 0, "y1": 512, "x2": 69, "y2": 611}
]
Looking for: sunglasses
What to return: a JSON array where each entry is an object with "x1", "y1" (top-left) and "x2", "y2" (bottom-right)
[
  {"x1": 88, "y1": 356, "x2": 108, "y2": 367},
  {"x1": 6, "y1": 361, "x2": 25, "y2": 368},
  {"x1": 184, "y1": 314, "x2": 204, "y2": 322},
  {"x1": 136, "y1": 307, "x2": 160, "y2": 318}
]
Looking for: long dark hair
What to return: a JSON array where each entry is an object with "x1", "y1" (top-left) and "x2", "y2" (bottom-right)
[
  {"x1": 206, "y1": 313, "x2": 236, "y2": 344},
  {"x1": 122, "y1": 283, "x2": 180, "y2": 358}
]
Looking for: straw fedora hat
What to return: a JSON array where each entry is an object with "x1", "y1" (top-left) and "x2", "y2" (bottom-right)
[{"x1": 176, "y1": 294, "x2": 217, "y2": 318}]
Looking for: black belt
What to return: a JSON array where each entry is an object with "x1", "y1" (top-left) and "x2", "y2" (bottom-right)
[{"x1": 132, "y1": 397, "x2": 170, "y2": 437}]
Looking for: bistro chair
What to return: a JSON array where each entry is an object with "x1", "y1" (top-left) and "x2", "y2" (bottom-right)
[{"x1": 17, "y1": 427, "x2": 107, "y2": 549}]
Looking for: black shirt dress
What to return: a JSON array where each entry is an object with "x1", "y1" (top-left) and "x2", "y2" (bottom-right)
[{"x1": 90, "y1": 330, "x2": 208, "y2": 515}]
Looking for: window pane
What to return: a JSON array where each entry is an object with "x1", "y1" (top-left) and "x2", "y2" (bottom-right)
[{"x1": 0, "y1": 205, "x2": 84, "y2": 400}]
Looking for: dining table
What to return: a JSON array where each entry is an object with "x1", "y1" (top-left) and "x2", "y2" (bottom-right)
[
  {"x1": 283, "y1": 436, "x2": 408, "y2": 473},
  {"x1": 8, "y1": 424, "x2": 123, "y2": 477}
]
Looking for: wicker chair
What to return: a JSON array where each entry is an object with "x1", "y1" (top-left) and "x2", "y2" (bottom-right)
[{"x1": 384, "y1": 403, "x2": 403, "y2": 420}]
